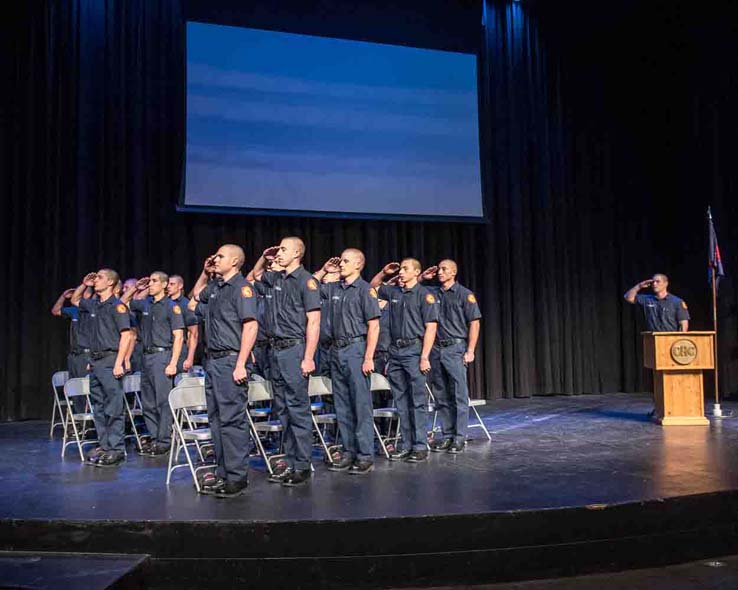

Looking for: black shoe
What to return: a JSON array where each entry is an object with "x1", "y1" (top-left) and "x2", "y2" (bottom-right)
[
  {"x1": 137, "y1": 439, "x2": 154, "y2": 455},
  {"x1": 430, "y1": 438, "x2": 452, "y2": 453},
  {"x1": 406, "y1": 450, "x2": 429, "y2": 463},
  {"x1": 282, "y1": 469, "x2": 311, "y2": 487},
  {"x1": 95, "y1": 451, "x2": 125, "y2": 468},
  {"x1": 85, "y1": 447, "x2": 104, "y2": 465},
  {"x1": 348, "y1": 460, "x2": 374, "y2": 475},
  {"x1": 148, "y1": 443, "x2": 170, "y2": 456},
  {"x1": 214, "y1": 478, "x2": 248, "y2": 499},
  {"x1": 389, "y1": 449, "x2": 411, "y2": 461},
  {"x1": 448, "y1": 440, "x2": 466, "y2": 454},
  {"x1": 199, "y1": 473, "x2": 226, "y2": 495},
  {"x1": 328, "y1": 453, "x2": 353, "y2": 472},
  {"x1": 268, "y1": 461, "x2": 292, "y2": 484}
]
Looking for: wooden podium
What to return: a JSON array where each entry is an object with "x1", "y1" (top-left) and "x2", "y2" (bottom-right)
[{"x1": 642, "y1": 331, "x2": 714, "y2": 426}]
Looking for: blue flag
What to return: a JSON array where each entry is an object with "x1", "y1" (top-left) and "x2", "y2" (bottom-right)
[{"x1": 708, "y1": 207, "x2": 725, "y2": 292}]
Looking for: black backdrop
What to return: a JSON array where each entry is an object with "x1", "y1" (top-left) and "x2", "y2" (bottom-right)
[{"x1": 2, "y1": 0, "x2": 738, "y2": 421}]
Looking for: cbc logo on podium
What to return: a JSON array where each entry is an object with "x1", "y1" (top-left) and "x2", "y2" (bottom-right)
[{"x1": 670, "y1": 339, "x2": 698, "y2": 365}]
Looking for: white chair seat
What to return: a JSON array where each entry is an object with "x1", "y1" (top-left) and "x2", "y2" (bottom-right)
[
  {"x1": 374, "y1": 408, "x2": 398, "y2": 418},
  {"x1": 182, "y1": 428, "x2": 211, "y2": 441},
  {"x1": 470, "y1": 399, "x2": 486, "y2": 407},
  {"x1": 314, "y1": 413, "x2": 336, "y2": 424},
  {"x1": 254, "y1": 420, "x2": 283, "y2": 433},
  {"x1": 71, "y1": 412, "x2": 95, "y2": 421},
  {"x1": 250, "y1": 407, "x2": 271, "y2": 417}
]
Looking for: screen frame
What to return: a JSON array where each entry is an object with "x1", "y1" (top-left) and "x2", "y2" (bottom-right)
[{"x1": 179, "y1": 20, "x2": 488, "y2": 224}]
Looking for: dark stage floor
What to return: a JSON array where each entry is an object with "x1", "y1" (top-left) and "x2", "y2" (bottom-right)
[
  {"x1": 4, "y1": 393, "x2": 738, "y2": 589},
  {"x1": 2, "y1": 392, "x2": 738, "y2": 523}
]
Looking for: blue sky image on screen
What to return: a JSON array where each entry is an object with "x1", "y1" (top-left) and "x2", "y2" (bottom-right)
[{"x1": 185, "y1": 22, "x2": 483, "y2": 218}]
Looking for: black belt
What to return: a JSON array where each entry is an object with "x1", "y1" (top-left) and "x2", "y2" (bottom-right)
[
  {"x1": 71, "y1": 348, "x2": 91, "y2": 356},
  {"x1": 255, "y1": 341, "x2": 269, "y2": 348},
  {"x1": 90, "y1": 350, "x2": 116, "y2": 360},
  {"x1": 333, "y1": 335, "x2": 366, "y2": 349},
  {"x1": 269, "y1": 338, "x2": 304, "y2": 350},
  {"x1": 437, "y1": 338, "x2": 466, "y2": 348},
  {"x1": 208, "y1": 350, "x2": 238, "y2": 359},
  {"x1": 144, "y1": 347, "x2": 171, "y2": 355},
  {"x1": 393, "y1": 338, "x2": 420, "y2": 348}
]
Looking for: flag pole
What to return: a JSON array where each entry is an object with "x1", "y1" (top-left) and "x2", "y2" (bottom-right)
[{"x1": 708, "y1": 206, "x2": 723, "y2": 417}]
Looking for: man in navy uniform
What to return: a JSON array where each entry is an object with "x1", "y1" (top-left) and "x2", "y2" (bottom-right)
[
  {"x1": 71, "y1": 270, "x2": 131, "y2": 467},
  {"x1": 370, "y1": 259, "x2": 438, "y2": 462},
  {"x1": 122, "y1": 272, "x2": 185, "y2": 455},
  {"x1": 52, "y1": 286, "x2": 93, "y2": 378},
  {"x1": 247, "y1": 254, "x2": 282, "y2": 380},
  {"x1": 120, "y1": 278, "x2": 144, "y2": 374},
  {"x1": 427, "y1": 260, "x2": 482, "y2": 454},
  {"x1": 624, "y1": 274, "x2": 690, "y2": 332},
  {"x1": 315, "y1": 250, "x2": 380, "y2": 474},
  {"x1": 191, "y1": 245, "x2": 258, "y2": 498},
  {"x1": 167, "y1": 275, "x2": 199, "y2": 373},
  {"x1": 252, "y1": 237, "x2": 321, "y2": 486},
  {"x1": 315, "y1": 261, "x2": 340, "y2": 378}
]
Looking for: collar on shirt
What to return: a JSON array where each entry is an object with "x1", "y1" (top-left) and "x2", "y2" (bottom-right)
[
  {"x1": 283, "y1": 265, "x2": 304, "y2": 280},
  {"x1": 402, "y1": 283, "x2": 420, "y2": 293},
  {"x1": 441, "y1": 282, "x2": 458, "y2": 293},
  {"x1": 341, "y1": 277, "x2": 362, "y2": 290}
]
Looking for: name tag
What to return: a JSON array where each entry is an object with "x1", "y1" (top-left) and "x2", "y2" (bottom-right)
[
  {"x1": 143, "y1": 312, "x2": 149, "y2": 316},
  {"x1": 332, "y1": 296, "x2": 341, "y2": 301},
  {"x1": 275, "y1": 286, "x2": 282, "y2": 291},
  {"x1": 391, "y1": 299, "x2": 399, "y2": 303}
]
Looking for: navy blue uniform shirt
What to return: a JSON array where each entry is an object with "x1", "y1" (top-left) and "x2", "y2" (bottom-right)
[
  {"x1": 429, "y1": 282, "x2": 482, "y2": 340},
  {"x1": 322, "y1": 278, "x2": 381, "y2": 340},
  {"x1": 171, "y1": 296, "x2": 199, "y2": 329},
  {"x1": 199, "y1": 274, "x2": 258, "y2": 352},
  {"x1": 635, "y1": 293, "x2": 690, "y2": 332},
  {"x1": 253, "y1": 280, "x2": 275, "y2": 342},
  {"x1": 377, "y1": 283, "x2": 439, "y2": 342},
  {"x1": 79, "y1": 296, "x2": 131, "y2": 352},
  {"x1": 375, "y1": 306, "x2": 391, "y2": 353},
  {"x1": 61, "y1": 305, "x2": 93, "y2": 351},
  {"x1": 260, "y1": 266, "x2": 322, "y2": 339},
  {"x1": 129, "y1": 296, "x2": 185, "y2": 349}
]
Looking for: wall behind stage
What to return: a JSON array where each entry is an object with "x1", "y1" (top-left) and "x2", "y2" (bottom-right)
[{"x1": 1, "y1": 0, "x2": 737, "y2": 421}]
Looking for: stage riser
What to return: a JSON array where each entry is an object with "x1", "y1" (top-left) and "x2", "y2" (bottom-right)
[{"x1": 3, "y1": 492, "x2": 738, "y2": 588}]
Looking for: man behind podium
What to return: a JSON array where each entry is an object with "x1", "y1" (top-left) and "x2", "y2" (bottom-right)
[{"x1": 624, "y1": 274, "x2": 689, "y2": 332}]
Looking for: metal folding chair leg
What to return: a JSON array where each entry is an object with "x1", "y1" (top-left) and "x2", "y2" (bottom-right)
[{"x1": 470, "y1": 402, "x2": 491, "y2": 441}]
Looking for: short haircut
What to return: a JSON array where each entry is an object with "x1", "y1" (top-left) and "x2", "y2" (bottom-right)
[
  {"x1": 151, "y1": 271, "x2": 169, "y2": 283},
  {"x1": 342, "y1": 248, "x2": 366, "y2": 270},
  {"x1": 401, "y1": 258, "x2": 422, "y2": 272},
  {"x1": 653, "y1": 273, "x2": 669, "y2": 283},
  {"x1": 169, "y1": 275, "x2": 184, "y2": 285},
  {"x1": 222, "y1": 244, "x2": 245, "y2": 269},
  {"x1": 439, "y1": 259, "x2": 458, "y2": 274},
  {"x1": 283, "y1": 236, "x2": 305, "y2": 258},
  {"x1": 99, "y1": 268, "x2": 120, "y2": 286}
]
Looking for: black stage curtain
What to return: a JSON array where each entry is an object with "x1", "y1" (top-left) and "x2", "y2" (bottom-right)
[{"x1": 2, "y1": 0, "x2": 737, "y2": 420}]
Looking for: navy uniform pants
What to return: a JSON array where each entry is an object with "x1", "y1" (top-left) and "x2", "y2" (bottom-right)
[
  {"x1": 141, "y1": 351, "x2": 175, "y2": 446},
  {"x1": 429, "y1": 342, "x2": 469, "y2": 443},
  {"x1": 89, "y1": 354, "x2": 126, "y2": 453},
  {"x1": 316, "y1": 342, "x2": 332, "y2": 377},
  {"x1": 252, "y1": 342, "x2": 271, "y2": 380},
  {"x1": 387, "y1": 342, "x2": 429, "y2": 452},
  {"x1": 204, "y1": 354, "x2": 250, "y2": 483},
  {"x1": 67, "y1": 351, "x2": 90, "y2": 378},
  {"x1": 270, "y1": 343, "x2": 312, "y2": 471},
  {"x1": 331, "y1": 342, "x2": 374, "y2": 462},
  {"x1": 131, "y1": 341, "x2": 144, "y2": 373}
]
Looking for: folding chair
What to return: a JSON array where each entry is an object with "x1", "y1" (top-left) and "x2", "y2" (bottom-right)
[
  {"x1": 468, "y1": 398, "x2": 492, "y2": 441},
  {"x1": 426, "y1": 383, "x2": 440, "y2": 435},
  {"x1": 247, "y1": 380, "x2": 284, "y2": 475},
  {"x1": 166, "y1": 384, "x2": 213, "y2": 492},
  {"x1": 371, "y1": 372, "x2": 400, "y2": 458},
  {"x1": 174, "y1": 375, "x2": 208, "y2": 425},
  {"x1": 50, "y1": 371, "x2": 70, "y2": 438},
  {"x1": 308, "y1": 376, "x2": 338, "y2": 464},
  {"x1": 122, "y1": 373, "x2": 145, "y2": 451},
  {"x1": 61, "y1": 377, "x2": 97, "y2": 460}
]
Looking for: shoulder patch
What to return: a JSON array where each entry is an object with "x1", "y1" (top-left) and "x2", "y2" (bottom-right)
[
  {"x1": 425, "y1": 293, "x2": 436, "y2": 304},
  {"x1": 369, "y1": 288, "x2": 378, "y2": 298},
  {"x1": 116, "y1": 304, "x2": 127, "y2": 314},
  {"x1": 307, "y1": 278, "x2": 318, "y2": 291},
  {"x1": 467, "y1": 293, "x2": 477, "y2": 304},
  {"x1": 172, "y1": 304, "x2": 182, "y2": 315},
  {"x1": 681, "y1": 300, "x2": 688, "y2": 309},
  {"x1": 241, "y1": 285, "x2": 253, "y2": 298}
]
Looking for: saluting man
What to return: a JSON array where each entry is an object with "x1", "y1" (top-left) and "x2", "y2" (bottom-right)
[
  {"x1": 52, "y1": 285, "x2": 93, "y2": 379},
  {"x1": 315, "y1": 250, "x2": 380, "y2": 474},
  {"x1": 370, "y1": 259, "x2": 438, "y2": 462},
  {"x1": 191, "y1": 245, "x2": 258, "y2": 498},
  {"x1": 122, "y1": 272, "x2": 185, "y2": 456},
  {"x1": 71, "y1": 270, "x2": 131, "y2": 467},
  {"x1": 427, "y1": 260, "x2": 481, "y2": 454},
  {"x1": 252, "y1": 237, "x2": 321, "y2": 487},
  {"x1": 624, "y1": 274, "x2": 689, "y2": 332},
  {"x1": 167, "y1": 275, "x2": 200, "y2": 373}
]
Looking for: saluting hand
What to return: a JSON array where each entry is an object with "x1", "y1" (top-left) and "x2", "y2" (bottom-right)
[
  {"x1": 63, "y1": 288, "x2": 76, "y2": 298},
  {"x1": 204, "y1": 255, "x2": 217, "y2": 274},
  {"x1": 263, "y1": 245, "x2": 280, "y2": 261},
  {"x1": 232, "y1": 365, "x2": 248, "y2": 385},
  {"x1": 383, "y1": 262, "x2": 400, "y2": 275},
  {"x1": 135, "y1": 277, "x2": 150, "y2": 291},
  {"x1": 638, "y1": 279, "x2": 654, "y2": 289},
  {"x1": 83, "y1": 272, "x2": 97, "y2": 287},
  {"x1": 301, "y1": 358, "x2": 315, "y2": 377},
  {"x1": 386, "y1": 275, "x2": 401, "y2": 286},
  {"x1": 323, "y1": 257, "x2": 341, "y2": 273},
  {"x1": 420, "y1": 266, "x2": 438, "y2": 281}
]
